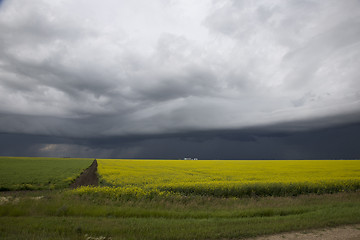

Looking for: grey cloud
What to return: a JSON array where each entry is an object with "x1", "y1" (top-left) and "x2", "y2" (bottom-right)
[
  {"x1": 135, "y1": 66, "x2": 218, "y2": 102},
  {"x1": 283, "y1": 18, "x2": 360, "y2": 89},
  {"x1": 292, "y1": 92, "x2": 316, "y2": 107},
  {"x1": 0, "y1": 1, "x2": 94, "y2": 43},
  {"x1": 130, "y1": 33, "x2": 220, "y2": 102},
  {"x1": 0, "y1": 0, "x2": 360, "y2": 142}
]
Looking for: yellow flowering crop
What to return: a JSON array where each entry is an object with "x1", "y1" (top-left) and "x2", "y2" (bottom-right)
[{"x1": 74, "y1": 159, "x2": 360, "y2": 198}]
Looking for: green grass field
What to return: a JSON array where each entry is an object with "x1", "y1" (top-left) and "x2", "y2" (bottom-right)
[
  {"x1": 1, "y1": 191, "x2": 360, "y2": 239},
  {"x1": 0, "y1": 157, "x2": 93, "y2": 190},
  {"x1": 1, "y1": 158, "x2": 360, "y2": 239}
]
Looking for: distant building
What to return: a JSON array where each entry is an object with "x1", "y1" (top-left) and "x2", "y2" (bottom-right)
[{"x1": 184, "y1": 157, "x2": 198, "y2": 160}]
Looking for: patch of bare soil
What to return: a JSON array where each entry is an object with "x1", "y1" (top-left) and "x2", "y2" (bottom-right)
[
  {"x1": 247, "y1": 224, "x2": 360, "y2": 240},
  {"x1": 70, "y1": 160, "x2": 98, "y2": 188}
]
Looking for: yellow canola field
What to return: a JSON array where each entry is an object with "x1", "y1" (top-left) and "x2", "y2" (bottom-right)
[
  {"x1": 98, "y1": 159, "x2": 359, "y2": 186},
  {"x1": 76, "y1": 159, "x2": 360, "y2": 198}
]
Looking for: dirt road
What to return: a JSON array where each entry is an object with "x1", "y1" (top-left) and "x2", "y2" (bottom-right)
[
  {"x1": 248, "y1": 224, "x2": 360, "y2": 240},
  {"x1": 70, "y1": 159, "x2": 98, "y2": 188}
]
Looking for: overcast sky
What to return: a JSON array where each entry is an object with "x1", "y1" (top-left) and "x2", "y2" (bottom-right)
[{"x1": 0, "y1": 0, "x2": 360, "y2": 159}]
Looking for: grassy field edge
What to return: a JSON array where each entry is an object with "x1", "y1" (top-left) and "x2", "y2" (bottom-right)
[{"x1": 1, "y1": 191, "x2": 360, "y2": 239}]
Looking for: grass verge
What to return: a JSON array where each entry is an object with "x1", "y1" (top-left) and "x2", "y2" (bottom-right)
[{"x1": 1, "y1": 191, "x2": 360, "y2": 239}]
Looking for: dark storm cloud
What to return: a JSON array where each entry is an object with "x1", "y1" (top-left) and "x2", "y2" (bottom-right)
[
  {"x1": 1, "y1": 120, "x2": 360, "y2": 160},
  {"x1": 94, "y1": 114, "x2": 360, "y2": 160},
  {"x1": 0, "y1": 1, "x2": 360, "y2": 159}
]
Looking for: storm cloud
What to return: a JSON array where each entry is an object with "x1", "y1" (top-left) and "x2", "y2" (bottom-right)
[{"x1": 0, "y1": 0, "x2": 360, "y2": 158}]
